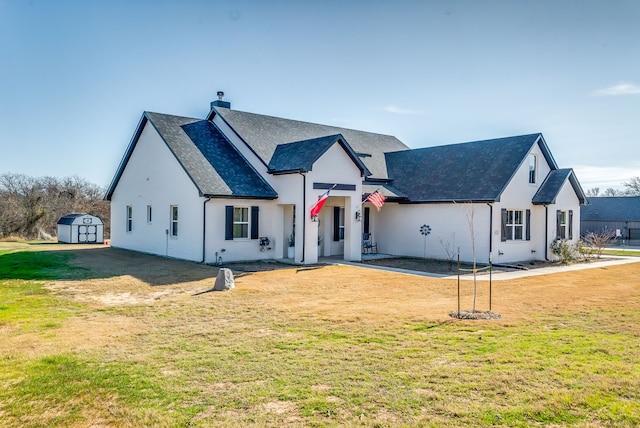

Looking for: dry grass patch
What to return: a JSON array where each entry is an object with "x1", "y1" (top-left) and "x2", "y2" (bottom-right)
[{"x1": 1, "y1": 243, "x2": 640, "y2": 427}]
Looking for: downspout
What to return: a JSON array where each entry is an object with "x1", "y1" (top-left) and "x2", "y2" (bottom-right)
[
  {"x1": 544, "y1": 204, "x2": 549, "y2": 261},
  {"x1": 298, "y1": 172, "x2": 306, "y2": 263},
  {"x1": 487, "y1": 203, "x2": 493, "y2": 263},
  {"x1": 202, "y1": 197, "x2": 211, "y2": 263}
]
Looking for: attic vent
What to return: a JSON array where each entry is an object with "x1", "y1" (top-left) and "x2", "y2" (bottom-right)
[
  {"x1": 210, "y1": 91, "x2": 231, "y2": 109},
  {"x1": 357, "y1": 152, "x2": 372, "y2": 158}
]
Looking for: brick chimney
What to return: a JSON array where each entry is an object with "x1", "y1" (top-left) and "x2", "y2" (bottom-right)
[{"x1": 210, "y1": 91, "x2": 231, "y2": 109}]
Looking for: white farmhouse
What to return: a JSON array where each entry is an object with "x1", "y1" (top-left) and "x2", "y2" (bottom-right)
[{"x1": 105, "y1": 94, "x2": 587, "y2": 265}]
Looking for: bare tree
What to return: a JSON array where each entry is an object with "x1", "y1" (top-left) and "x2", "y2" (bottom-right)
[
  {"x1": 584, "y1": 229, "x2": 617, "y2": 259},
  {"x1": 585, "y1": 187, "x2": 600, "y2": 197},
  {"x1": 460, "y1": 202, "x2": 479, "y2": 313},
  {"x1": 0, "y1": 173, "x2": 109, "y2": 240},
  {"x1": 603, "y1": 187, "x2": 623, "y2": 197},
  {"x1": 438, "y1": 232, "x2": 456, "y2": 271},
  {"x1": 623, "y1": 176, "x2": 640, "y2": 196}
]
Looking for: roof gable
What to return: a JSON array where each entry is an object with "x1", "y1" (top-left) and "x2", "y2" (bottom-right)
[
  {"x1": 211, "y1": 107, "x2": 407, "y2": 179},
  {"x1": 532, "y1": 168, "x2": 587, "y2": 205},
  {"x1": 105, "y1": 112, "x2": 277, "y2": 200},
  {"x1": 267, "y1": 134, "x2": 370, "y2": 176},
  {"x1": 385, "y1": 133, "x2": 547, "y2": 202}
]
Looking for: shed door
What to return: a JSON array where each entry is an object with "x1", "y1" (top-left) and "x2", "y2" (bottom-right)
[{"x1": 78, "y1": 225, "x2": 97, "y2": 243}]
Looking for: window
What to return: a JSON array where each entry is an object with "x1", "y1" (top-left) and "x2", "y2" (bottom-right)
[
  {"x1": 506, "y1": 210, "x2": 524, "y2": 240},
  {"x1": 558, "y1": 211, "x2": 566, "y2": 239},
  {"x1": 528, "y1": 154, "x2": 537, "y2": 184},
  {"x1": 333, "y1": 207, "x2": 345, "y2": 241},
  {"x1": 556, "y1": 210, "x2": 573, "y2": 240},
  {"x1": 147, "y1": 205, "x2": 152, "y2": 224},
  {"x1": 126, "y1": 205, "x2": 133, "y2": 232},
  {"x1": 170, "y1": 205, "x2": 178, "y2": 237},
  {"x1": 233, "y1": 207, "x2": 249, "y2": 239},
  {"x1": 225, "y1": 206, "x2": 259, "y2": 240},
  {"x1": 501, "y1": 208, "x2": 531, "y2": 242}
]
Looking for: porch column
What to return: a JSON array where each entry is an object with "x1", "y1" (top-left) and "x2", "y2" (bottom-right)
[{"x1": 344, "y1": 196, "x2": 362, "y2": 261}]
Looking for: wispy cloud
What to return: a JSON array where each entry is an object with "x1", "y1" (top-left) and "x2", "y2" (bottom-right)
[
  {"x1": 384, "y1": 105, "x2": 426, "y2": 115},
  {"x1": 593, "y1": 82, "x2": 640, "y2": 96},
  {"x1": 573, "y1": 164, "x2": 640, "y2": 189}
]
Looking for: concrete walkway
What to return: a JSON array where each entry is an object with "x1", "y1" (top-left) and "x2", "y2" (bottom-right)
[{"x1": 331, "y1": 256, "x2": 640, "y2": 281}]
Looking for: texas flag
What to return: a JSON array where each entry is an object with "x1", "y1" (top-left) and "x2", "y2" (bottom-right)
[{"x1": 310, "y1": 188, "x2": 332, "y2": 218}]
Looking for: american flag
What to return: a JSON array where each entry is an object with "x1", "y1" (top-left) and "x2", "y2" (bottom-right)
[{"x1": 365, "y1": 190, "x2": 386, "y2": 211}]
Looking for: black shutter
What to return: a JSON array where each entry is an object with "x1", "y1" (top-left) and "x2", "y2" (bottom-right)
[
  {"x1": 501, "y1": 209, "x2": 507, "y2": 242},
  {"x1": 525, "y1": 209, "x2": 531, "y2": 241},
  {"x1": 251, "y1": 206, "x2": 259, "y2": 239},
  {"x1": 333, "y1": 206, "x2": 340, "y2": 241},
  {"x1": 556, "y1": 210, "x2": 562, "y2": 239},
  {"x1": 225, "y1": 206, "x2": 234, "y2": 240},
  {"x1": 568, "y1": 210, "x2": 573, "y2": 240},
  {"x1": 364, "y1": 207, "x2": 370, "y2": 234}
]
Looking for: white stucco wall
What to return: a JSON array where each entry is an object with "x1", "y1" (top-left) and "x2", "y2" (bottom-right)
[
  {"x1": 376, "y1": 202, "x2": 491, "y2": 263},
  {"x1": 491, "y1": 144, "x2": 549, "y2": 263},
  {"x1": 110, "y1": 122, "x2": 204, "y2": 262},
  {"x1": 203, "y1": 199, "x2": 278, "y2": 264},
  {"x1": 546, "y1": 179, "x2": 582, "y2": 261}
]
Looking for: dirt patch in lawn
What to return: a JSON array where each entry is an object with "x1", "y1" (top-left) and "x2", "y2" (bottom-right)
[{"x1": 34, "y1": 245, "x2": 640, "y2": 327}]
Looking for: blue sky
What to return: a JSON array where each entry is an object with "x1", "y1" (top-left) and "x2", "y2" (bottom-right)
[{"x1": 1, "y1": 0, "x2": 639, "y2": 191}]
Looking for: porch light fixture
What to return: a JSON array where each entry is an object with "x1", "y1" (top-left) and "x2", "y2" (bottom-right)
[{"x1": 355, "y1": 210, "x2": 361, "y2": 221}]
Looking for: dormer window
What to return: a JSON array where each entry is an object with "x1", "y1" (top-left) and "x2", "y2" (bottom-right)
[{"x1": 528, "y1": 154, "x2": 536, "y2": 184}]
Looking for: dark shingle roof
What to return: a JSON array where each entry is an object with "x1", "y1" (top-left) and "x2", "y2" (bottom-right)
[
  {"x1": 581, "y1": 196, "x2": 640, "y2": 221},
  {"x1": 211, "y1": 107, "x2": 408, "y2": 179},
  {"x1": 181, "y1": 120, "x2": 278, "y2": 198},
  {"x1": 267, "y1": 134, "x2": 370, "y2": 176},
  {"x1": 385, "y1": 134, "x2": 550, "y2": 202},
  {"x1": 105, "y1": 112, "x2": 277, "y2": 200},
  {"x1": 532, "y1": 168, "x2": 587, "y2": 205}
]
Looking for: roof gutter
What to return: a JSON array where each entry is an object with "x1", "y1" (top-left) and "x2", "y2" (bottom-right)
[
  {"x1": 487, "y1": 203, "x2": 493, "y2": 262},
  {"x1": 544, "y1": 204, "x2": 549, "y2": 261},
  {"x1": 202, "y1": 197, "x2": 211, "y2": 263}
]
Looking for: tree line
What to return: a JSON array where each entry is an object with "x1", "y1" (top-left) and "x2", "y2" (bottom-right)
[
  {"x1": 0, "y1": 173, "x2": 110, "y2": 240},
  {"x1": 585, "y1": 176, "x2": 640, "y2": 197}
]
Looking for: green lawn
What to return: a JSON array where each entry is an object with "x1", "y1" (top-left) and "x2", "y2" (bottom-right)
[{"x1": 1, "y1": 247, "x2": 639, "y2": 427}]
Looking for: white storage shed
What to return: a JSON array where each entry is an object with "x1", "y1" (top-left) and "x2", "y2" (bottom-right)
[{"x1": 57, "y1": 213, "x2": 104, "y2": 244}]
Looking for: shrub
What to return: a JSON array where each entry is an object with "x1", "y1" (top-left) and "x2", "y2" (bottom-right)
[
  {"x1": 550, "y1": 239, "x2": 577, "y2": 264},
  {"x1": 575, "y1": 239, "x2": 594, "y2": 262}
]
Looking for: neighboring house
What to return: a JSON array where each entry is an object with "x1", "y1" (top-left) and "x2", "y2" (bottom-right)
[
  {"x1": 105, "y1": 94, "x2": 587, "y2": 265},
  {"x1": 581, "y1": 196, "x2": 640, "y2": 245}
]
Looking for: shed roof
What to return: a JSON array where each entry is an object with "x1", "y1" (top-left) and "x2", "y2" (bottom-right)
[
  {"x1": 581, "y1": 196, "x2": 640, "y2": 221},
  {"x1": 57, "y1": 213, "x2": 103, "y2": 225},
  {"x1": 384, "y1": 133, "x2": 554, "y2": 202},
  {"x1": 211, "y1": 107, "x2": 408, "y2": 179}
]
